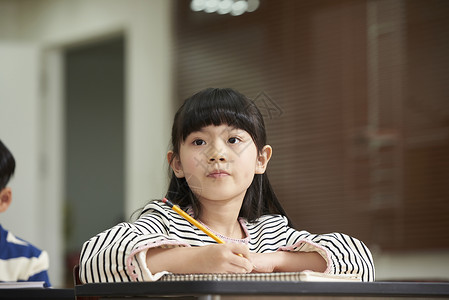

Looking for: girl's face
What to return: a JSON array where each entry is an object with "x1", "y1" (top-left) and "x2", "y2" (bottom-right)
[{"x1": 168, "y1": 124, "x2": 271, "y2": 206}]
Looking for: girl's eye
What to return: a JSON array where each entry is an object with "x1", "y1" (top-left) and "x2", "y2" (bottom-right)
[
  {"x1": 193, "y1": 139, "x2": 206, "y2": 146},
  {"x1": 228, "y1": 137, "x2": 241, "y2": 144}
]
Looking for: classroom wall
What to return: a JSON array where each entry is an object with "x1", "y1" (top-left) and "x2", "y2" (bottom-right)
[
  {"x1": 0, "y1": 0, "x2": 447, "y2": 287},
  {"x1": 374, "y1": 250, "x2": 449, "y2": 281},
  {"x1": 0, "y1": 0, "x2": 173, "y2": 287}
]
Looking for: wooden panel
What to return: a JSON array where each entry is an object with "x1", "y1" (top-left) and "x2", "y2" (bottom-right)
[{"x1": 174, "y1": 0, "x2": 449, "y2": 251}]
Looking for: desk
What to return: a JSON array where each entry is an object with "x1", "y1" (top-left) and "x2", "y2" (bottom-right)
[
  {"x1": 0, "y1": 288, "x2": 74, "y2": 300},
  {"x1": 75, "y1": 281, "x2": 449, "y2": 299}
]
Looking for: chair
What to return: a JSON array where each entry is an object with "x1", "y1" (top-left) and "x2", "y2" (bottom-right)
[
  {"x1": 73, "y1": 264, "x2": 82, "y2": 286},
  {"x1": 73, "y1": 265, "x2": 99, "y2": 300}
]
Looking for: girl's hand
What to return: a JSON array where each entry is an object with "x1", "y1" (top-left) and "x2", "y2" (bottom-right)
[
  {"x1": 249, "y1": 252, "x2": 277, "y2": 273},
  {"x1": 146, "y1": 243, "x2": 253, "y2": 274},
  {"x1": 249, "y1": 251, "x2": 327, "y2": 273},
  {"x1": 194, "y1": 243, "x2": 253, "y2": 273}
]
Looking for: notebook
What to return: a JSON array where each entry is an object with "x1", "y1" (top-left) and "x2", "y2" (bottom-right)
[
  {"x1": 159, "y1": 271, "x2": 361, "y2": 282},
  {"x1": 0, "y1": 281, "x2": 45, "y2": 289}
]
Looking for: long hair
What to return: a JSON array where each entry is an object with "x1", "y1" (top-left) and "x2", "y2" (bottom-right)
[{"x1": 166, "y1": 88, "x2": 292, "y2": 225}]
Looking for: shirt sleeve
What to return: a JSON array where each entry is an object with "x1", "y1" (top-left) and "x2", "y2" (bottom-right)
[
  {"x1": 278, "y1": 217, "x2": 375, "y2": 282},
  {"x1": 27, "y1": 251, "x2": 51, "y2": 287},
  {"x1": 79, "y1": 202, "x2": 190, "y2": 283},
  {"x1": 0, "y1": 228, "x2": 52, "y2": 287}
]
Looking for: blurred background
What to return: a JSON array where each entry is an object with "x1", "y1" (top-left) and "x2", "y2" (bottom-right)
[{"x1": 0, "y1": 0, "x2": 448, "y2": 287}]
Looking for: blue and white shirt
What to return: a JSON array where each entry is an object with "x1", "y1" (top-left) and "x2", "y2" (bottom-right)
[
  {"x1": 80, "y1": 201, "x2": 375, "y2": 283},
  {"x1": 0, "y1": 224, "x2": 51, "y2": 287}
]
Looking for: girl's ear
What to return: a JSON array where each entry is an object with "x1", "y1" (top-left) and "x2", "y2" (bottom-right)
[
  {"x1": 167, "y1": 151, "x2": 185, "y2": 178},
  {"x1": 255, "y1": 145, "x2": 272, "y2": 174},
  {"x1": 0, "y1": 187, "x2": 12, "y2": 213}
]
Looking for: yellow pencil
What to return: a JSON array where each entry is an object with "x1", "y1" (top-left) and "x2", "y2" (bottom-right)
[{"x1": 162, "y1": 197, "x2": 225, "y2": 244}]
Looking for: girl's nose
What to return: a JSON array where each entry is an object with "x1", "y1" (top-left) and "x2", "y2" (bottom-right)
[
  {"x1": 208, "y1": 145, "x2": 227, "y2": 162},
  {"x1": 209, "y1": 155, "x2": 226, "y2": 162}
]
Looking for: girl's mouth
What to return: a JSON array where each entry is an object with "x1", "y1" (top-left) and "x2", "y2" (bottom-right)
[{"x1": 207, "y1": 170, "x2": 230, "y2": 178}]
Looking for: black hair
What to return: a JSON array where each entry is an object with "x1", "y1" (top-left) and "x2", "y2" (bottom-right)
[
  {"x1": 0, "y1": 140, "x2": 16, "y2": 191},
  {"x1": 166, "y1": 88, "x2": 292, "y2": 225}
]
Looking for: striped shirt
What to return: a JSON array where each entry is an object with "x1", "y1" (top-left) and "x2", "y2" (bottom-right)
[
  {"x1": 80, "y1": 201, "x2": 375, "y2": 283},
  {"x1": 0, "y1": 224, "x2": 51, "y2": 287}
]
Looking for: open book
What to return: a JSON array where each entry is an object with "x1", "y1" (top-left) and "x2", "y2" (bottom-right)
[{"x1": 159, "y1": 271, "x2": 361, "y2": 282}]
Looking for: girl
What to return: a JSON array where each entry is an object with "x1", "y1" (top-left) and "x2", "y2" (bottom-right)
[{"x1": 79, "y1": 88, "x2": 375, "y2": 283}]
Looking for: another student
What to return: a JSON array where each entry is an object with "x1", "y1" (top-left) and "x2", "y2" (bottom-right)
[
  {"x1": 80, "y1": 88, "x2": 375, "y2": 283},
  {"x1": 0, "y1": 140, "x2": 51, "y2": 287}
]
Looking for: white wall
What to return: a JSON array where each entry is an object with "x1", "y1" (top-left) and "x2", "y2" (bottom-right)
[
  {"x1": 0, "y1": 0, "x2": 173, "y2": 287},
  {"x1": 0, "y1": 43, "x2": 42, "y2": 263},
  {"x1": 374, "y1": 250, "x2": 449, "y2": 281}
]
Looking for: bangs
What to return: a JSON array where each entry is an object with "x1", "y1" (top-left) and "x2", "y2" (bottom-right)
[
  {"x1": 175, "y1": 88, "x2": 265, "y2": 148},
  {"x1": 167, "y1": 87, "x2": 287, "y2": 225}
]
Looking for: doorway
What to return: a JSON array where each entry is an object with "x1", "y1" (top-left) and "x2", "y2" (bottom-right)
[{"x1": 63, "y1": 36, "x2": 125, "y2": 285}]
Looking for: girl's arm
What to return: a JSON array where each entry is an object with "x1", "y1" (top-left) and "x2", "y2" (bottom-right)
[
  {"x1": 146, "y1": 243, "x2": 253, "y2": 274},
  {"x1": 247, "y1": 215, "x2": 375, "y2": 281},
  {"x1": 249, "y1": 251, "x2": 327, "y2": 273},
  {"x1": 282, "y1": 227, "x2": 375, "y2": 281},
  {"x1": 79, "y1": 202, "x2": 189, "y2": 283}
]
